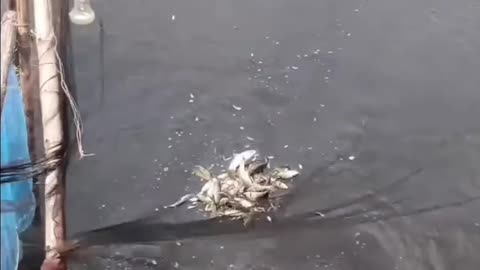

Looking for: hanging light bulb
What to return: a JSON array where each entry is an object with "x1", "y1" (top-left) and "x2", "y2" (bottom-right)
[{"x1": 69, "y1": 0, "x2": 96, "y2": 25}]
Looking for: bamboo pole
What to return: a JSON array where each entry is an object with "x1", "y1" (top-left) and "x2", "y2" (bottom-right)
[
  {"x1": 15, "y1": 0, "x2": 42, "y2": 164},
  {"x1": 32, "y1": 0, "x2": 66, "y2": 268},
  {"x1": 1, "y1": 10, "x2": 16, "y2": 113}
]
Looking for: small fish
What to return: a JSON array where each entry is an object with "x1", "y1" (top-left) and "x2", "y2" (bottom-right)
[
  {"x1": 272, "y1": 180, "x2": 289, "y2": 190},
  {"x1": 207, "y1": 178, "x2": 221, "y2": 204},
  {"x1": 244, "y1": 191, "x2": 268, "y2": 201},
  {"x1": 218, "y1": 197, "x2": 230, "y2": 206},
  {"x1": 221, "y1": 179, "x2": 241, "y2": 195},
  {"x1": 199, "y1": 181, "x2": 212, "y2": 195},
  {"x1": 234, "y1": 197, "x2": 255, "y2": 209},
  {"x1": 192, "y1": 165, "x2": 212, "y2": 181},
  {"x1": 271, "y1": 167, "x2": 300, "y2": 179},
  {"x1": 253, "y1": 206, "x2": 266, "y2": 212},
  {"x1": 196, "y1": 192, "x2": 211, "y2": 204},
  {"x1": 208, "y1": 202, "x2": 218, "y2": 217},
  {"x1": 246, "y1": 184, "x2": 275, "y2": 192},
  {"x1": 252, "y1": 174, "x2": 266, "y2": 184},
  {"x1": 165, "y1": 194, "x2": 197, "y2": 208},
  {"x1": 247, "y1": 158, "x2": 269, "y2": 176},
  {"x1": 221, "y1": 209, "x2": 245, "y2": 217},
  {"x1": 217, "y1": 172, "x2": 229, "y2": 180},
  {"x1": 237, "y1": 159, "x2": 254, "y2": 187},
  {"x1": 228, "y1": 149, "x2": 257, "y2": 172}
]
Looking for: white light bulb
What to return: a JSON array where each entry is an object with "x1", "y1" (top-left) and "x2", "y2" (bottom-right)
[{"x1": 69, "y1": 0, "x2": 95, "y2": 25}]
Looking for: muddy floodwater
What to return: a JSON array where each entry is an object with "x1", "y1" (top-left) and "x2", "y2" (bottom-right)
[{"x1": 59, "y1": 0, "x2": 480, "y2": 269}]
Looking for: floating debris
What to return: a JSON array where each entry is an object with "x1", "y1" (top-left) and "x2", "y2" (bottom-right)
[
  {"x1": 166, "y1": 150, "x2": 300, "y2": 224},
  {"x1": 232, "y1": 104, "x2": 242, "y2": 111}
]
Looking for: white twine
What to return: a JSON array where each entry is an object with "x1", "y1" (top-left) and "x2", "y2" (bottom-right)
[{"x1": 34, "y1": 30, "x2": 94, "y2": 159}]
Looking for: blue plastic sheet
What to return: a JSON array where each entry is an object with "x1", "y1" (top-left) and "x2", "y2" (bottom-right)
[{"x1": 1, "y1": 67, "x2": 36, "y2": 270}]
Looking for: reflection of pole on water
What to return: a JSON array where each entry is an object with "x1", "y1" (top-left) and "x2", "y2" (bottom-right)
[{"x1": 69, "y1": 0, "x2": 95, "y2": 25}]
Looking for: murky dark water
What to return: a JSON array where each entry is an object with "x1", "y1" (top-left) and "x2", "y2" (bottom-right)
[{"x1": 64, "y1": 0, "x2": 480, "y2": 269}]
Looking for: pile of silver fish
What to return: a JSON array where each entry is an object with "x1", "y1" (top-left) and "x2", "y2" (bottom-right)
[{"x1": 165, "y1": 150, "x2": 300, "y2": 224}]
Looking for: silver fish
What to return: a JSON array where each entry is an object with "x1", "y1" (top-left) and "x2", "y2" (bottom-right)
[
  {"x1": 234, "y1": 197, "x2": 255, "y2": 209},
  {"x1": 196, "y1": 193, "x2": 211, "y2": 204},
  {"x1": 272, "y1": 167, "x2": 300, "y2": 179},
  {"x1": 244, "y1": 191, "x2": 268, "y2": 201},
  {"x1": 218, "y1": 197, "x2": 230, "y2": 206},
  {"x1": 217, "y1": 172, "x2": 229, "y2": 180},
  {"x1": 272, "y1": 180, "x2": 289, "y2": 190},
  {"x1": 247, "y1": 158, "x2": 269, "y2": 176},
  {"x1": 165, "y1": 193, "x2": 197, "y2": 208},
  {"x1": 253, "y1": 206, "x2": 266, "y2": 213},
  {"x1": 221, "y1": 209, "x2": 245, "y2": 217},
  {"x1": 207, "y1": 177, "x2": 221, "y2": 204},
  {"x1": 237, "y1": 159, "x2": 254, "y2": 187},
  {"x1": 221, "y1": 179, "x2": 242, "y2": 196},
  {"x1": 192, "y1": 165, "x2": 212, "y2": 181},
  {"x1": 252, "y1": 174, "x2": 270, "y2": 185},
  {"x1": 246, "y1": 184, "x2": 275, "y2": 192},
  {"x1": 199, "y1": 181, "x2": 212, "y2": 195},
  {"x1": 228, "y1": 149, "x2": 257, "y2": 172},
  {"x1": 209, "y1": 203, "x2": 218, "y2": 217}
]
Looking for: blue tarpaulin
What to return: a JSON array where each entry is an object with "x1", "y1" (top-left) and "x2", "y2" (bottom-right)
[{"x1": 1, "y1": 67, "x2": 36, "y2": 270}]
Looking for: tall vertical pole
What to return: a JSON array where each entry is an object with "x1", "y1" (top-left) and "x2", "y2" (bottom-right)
[
  {"x1": 15, "y1": 0, "x2": 42, "y2": 164},
  {"x1": 32, "y1": 0, "x2": 66, "y2": 269}
]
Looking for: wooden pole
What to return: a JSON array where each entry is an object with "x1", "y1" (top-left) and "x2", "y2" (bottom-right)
[
  {"x1": 1, "y1": 10, "x2": 16, "y2": 113},
  {"x1": 32, "y1": 0, "x2": 66, "y2": 268},
  {"x1": 15, "y1": 0, "x2": 43, "y2": 164}
]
